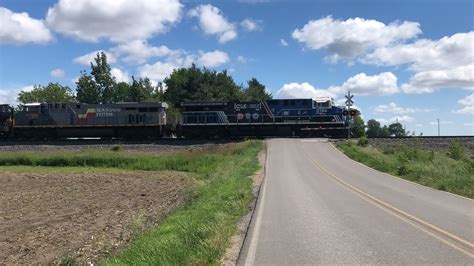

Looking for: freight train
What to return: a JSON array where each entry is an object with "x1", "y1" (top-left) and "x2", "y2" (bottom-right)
[{"x1": 0, "y1": 98, "x2": 352, "y2": 140}]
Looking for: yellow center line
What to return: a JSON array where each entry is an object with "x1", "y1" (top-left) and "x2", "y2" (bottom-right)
[{"x1": 309, "y1": 156, "x2": 474, "y2": 259}]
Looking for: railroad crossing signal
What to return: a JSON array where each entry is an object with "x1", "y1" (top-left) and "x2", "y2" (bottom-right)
[
  {"x1": 344, "y1": 91, "x2": 354, "y2": 140},
  {"x1": 345, "y1": 91, "x2": 354, "y2": 106}
]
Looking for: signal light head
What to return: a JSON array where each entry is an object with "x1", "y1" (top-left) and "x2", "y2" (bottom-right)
[
  {"x1": 350, "y1": 110, "x2": 357, "y2": 116},
  {"x1": 343, "y1": 110, "x2": 349, "y2": 116}
]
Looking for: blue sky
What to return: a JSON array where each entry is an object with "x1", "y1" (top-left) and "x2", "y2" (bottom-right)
[{"x1": 0, "y1": 0, "x2": 473, "y2": 135}]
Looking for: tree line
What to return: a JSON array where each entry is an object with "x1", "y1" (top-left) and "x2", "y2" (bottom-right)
[
  {"x1": 17, "y1": 52, "x2": 272, "y2": 108},
  {"x1": 350, "y1": 115, "x2": 411, "y2": 138}
]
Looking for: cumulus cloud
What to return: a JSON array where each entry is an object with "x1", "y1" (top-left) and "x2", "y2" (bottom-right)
[
  {"x1": 111, "y1": 68, "x2": 130, "y2": 83},
  {"x1": 240, "y1": 18, "x2": 262, "y2": 31},
  {"x1": 401, "y1": 64, "x2": 474, "y2": 94},
  {"x1": 236, "y1": 55, "x2": 248, "y2": 63},
  {"x1": 50, "y1": 68, "x2": 65, "y2": 78},
  {"x1": 454, "y1": 93, "x2": 474, "y2": 114},
  {"x1": 429, "y1": 120, "x2": 453, "y2": 125},
  {"x1": 138, "y1": 62, "x2": 178, "y2": 83},
  {"x1": 328, "y1": 72, "x2": 399, "y2": 96},
  {"x1": 0, "y1": 7, "x2": 52, "y2": 44},
  {"x1": 73, "y1": 50, "x2": 117, "y2": 65},
  {"x1": 196, "y1": 50, "x2": 229, "y2": 67},
  {"x1": 280, "y1": 38, "x2": 288, "y2": 47},
  {"x1": 137, "y1": 49, "x2": 230, "y2": 83},
  {"x1": 276, "y1": 82, "x2": 336, "y2": 99},
  {"x1": 292, "y1": 16, "x2": 421, "y2": 62},
  {"x1": 111, "y1": 40, "x2": 177, "y2": 64},
  {"x1": 188, "y1": 4, "x2": 237, "y2": 43},
  {"x1": 376, "y1": 115, "x2": 415, "y2": 125},
  {"x1": 362, "y1": 32, "x2": 474, "y2": 71},
  {"x1": 46, "y1": 0, "x2": 182, "y2": 42},
  {"x1": 0, "y1": 85, "x2": 34, "y2": 105},
  {"x1": 374, "y1": 102, "x2": 432, "y2": 114}
]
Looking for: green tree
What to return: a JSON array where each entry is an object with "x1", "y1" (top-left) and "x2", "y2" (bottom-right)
[
  {"x1": 241, "y1": 78, "x2": 272, "y2": 101},
  {"x1": 112, "y1": 82, "x2": 131, "y2": 102},
  {"x1": 76, "y1": 71, "x2": 100, "y2": 104},
  {"x1": 381, "y1": 125, "x2": 390, "y2": 137},
  {"x1": 366, "y1": 119, "x2": 382, "y2": 138},
  {"x1": 164, "y1": 65, "x2": 242, "y2": 108},
  {"x1": 129, "y1": 76, "x2": 145, "y2": 102},
  {"x1": 90, "y1": 52, "x2": 116, "y2": 103},
  {"x1": 17, "y1": 83, "x2": 75, "y2": 104},
  {"x1": 140, "y1": 77, "x2": 155, "y2": 100},
  {"x1": 388, "y1": 122, "x2": 406, "y2": 137},
  {"x1": 351, "y1": 114, "x2": 365, "y2": 137},
  {"x1": 153, "y1": 82, "x2": 165, "y2": 101}
]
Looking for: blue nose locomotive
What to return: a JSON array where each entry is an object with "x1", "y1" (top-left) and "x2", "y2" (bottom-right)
[{"x1": 180, "y1": 97, "x2": 349, "y2": 138}]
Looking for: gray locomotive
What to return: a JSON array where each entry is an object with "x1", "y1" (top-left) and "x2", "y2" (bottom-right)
[{"x1": 3, "y1": 102, "x2": 168, "y2": 139}]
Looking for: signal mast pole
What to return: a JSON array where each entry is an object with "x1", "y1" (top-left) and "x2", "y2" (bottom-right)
[{"x1": 345, "y1": 91, "x2": 354, "y2": 139}]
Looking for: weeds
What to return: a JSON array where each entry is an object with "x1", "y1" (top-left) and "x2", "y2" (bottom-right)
[
  {"x1": 337, "y1": 141, "x2": 473, "y2": 198},
  {"x1": 357, "y1": 136, "x2": 369, "y2": 147},
  {"x1": 59, "y1": 256, "x2": 76, "y2": 266},
  {"x1": 447, "y1": 140, "x2": 464, "y2": 160},
  {"x1": 110, "y1": 144, "x2": 123, "y2": 152}
]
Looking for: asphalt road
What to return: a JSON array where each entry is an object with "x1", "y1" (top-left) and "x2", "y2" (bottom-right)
[{"x1": 239, "y1": 138, "x2": 473, "y2": 265}]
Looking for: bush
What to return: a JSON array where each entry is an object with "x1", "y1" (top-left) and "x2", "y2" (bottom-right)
[
  {"x1": 357, "y1": 136, "x2": 369, "y2": 147},
  {"x1": 59, "y1": 256, "x2": 76, "y2": 266},
  {"x1": 111, "y1": 144, "x2": 123, "y2": 152},
  {"x1": 448, "y1": 141, "x2": 464, "y2": 160},
  {"x1": 397, "y1": 165, "x2": 410, "y2": 176}
]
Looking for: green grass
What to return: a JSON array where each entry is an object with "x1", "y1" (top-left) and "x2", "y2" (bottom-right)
[
  {"x1": 0, "y1": 141, "x2": 263, "y2": 264},
  {"x1": 336, "y1": 141, "x2": 474, "y2": 198}
]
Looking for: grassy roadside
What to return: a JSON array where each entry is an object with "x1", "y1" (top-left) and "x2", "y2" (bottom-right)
[
  {"x1": 336, "y1": 141, "x2": 473, "y2": 199},
  {"x1": 0, "y1": 141, "x2": 263, "y2": 264}
]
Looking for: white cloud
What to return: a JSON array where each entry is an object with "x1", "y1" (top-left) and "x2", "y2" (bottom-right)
[
  {"x1": 0, "y1": 85, "x2": 34, "y2": 105},
  {"x1": 197, "y1": 50, "x2": 229, "y2": 67},
  {"x1": 237, "y1": 55, "x2": 247, "y2": 63},
  {"x1": 276, "y1": 82, "x2": 336, "y2": 99},
  {"x1": 111, "y1": 68, "x2": 130, "y2": 83},
  {"x1": 464, "y1": 123, "x2": 474, "y2": 126},
  {"x1": 0, "y1": 7, "x2": 52, "y2": 44},
  {"x1": 50, "y1": 68, "x2": 65, "y2": 78},
  {"x1": 401, "y1": 64, "x2": 474, "y2": 94},
  {"x1": 138, "y1": 62, "x2": 178, "y2": 82},
  {"x1": 362, "y1": 32, "x2": 474, "y2": 72},
  {"x1": 240, "y1": 18, "x2": 261, "y2": 31},
  {"x1": 46, "y1": 0, "x2": 182, "y2": 43},
  {"x1": 376, "y1": 115, "x2": 415, "y2": 125},
  {"x1": 429, "y1": 120, "x2": 453, "y2": 125},
  {"x1": 73, "y1": 50, "x2": 117, "y2": 65},
  {"x1": 111, "y1": 40, "x2": 177, "y2": 64},
  {"x1": 292, "y1": 16, "x2": 421, "y2": 62},
  {"x1": 374, "y1": 102, "x2": 431, "y2": 114},
  {"x1": 454, "y1": 93, "x2": 474, "y2": 114},
  {"x1": 137, "y1": 49, "x2": 230, "y2": 83},
  {"x1": 328, "y1": 72, "x2": 399, "y2": 96},
  {"x1": 188, "y1": 4, "x2": 237, "y2": 43},
  {"x1": 280, "y1": 38, "x2": 288, "y2": 47}
]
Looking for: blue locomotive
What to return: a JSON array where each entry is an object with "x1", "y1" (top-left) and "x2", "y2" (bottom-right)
[{"x1": 180, "y1": 97, "x2": 349, "y2": 138}]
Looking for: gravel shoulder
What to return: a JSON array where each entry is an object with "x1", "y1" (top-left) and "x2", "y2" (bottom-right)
[{"x1": 0, "y1": 170, "x2": 195, "y2": 265}]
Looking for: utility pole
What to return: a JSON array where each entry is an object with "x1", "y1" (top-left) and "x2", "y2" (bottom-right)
[
  {"x1": 437, "y1": 118, "x2": 440, "y2": 136},
  {"x1": 345, "y1": 91, "x2": 354, "y2": 139}
]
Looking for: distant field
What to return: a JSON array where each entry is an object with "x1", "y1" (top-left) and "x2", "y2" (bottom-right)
[
  {"x1": 0, "y1": 140, "x2": 263, "y2": 265},
  {"x1": 336, "y1": 140, "x2": 474, "y2": 199}
]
